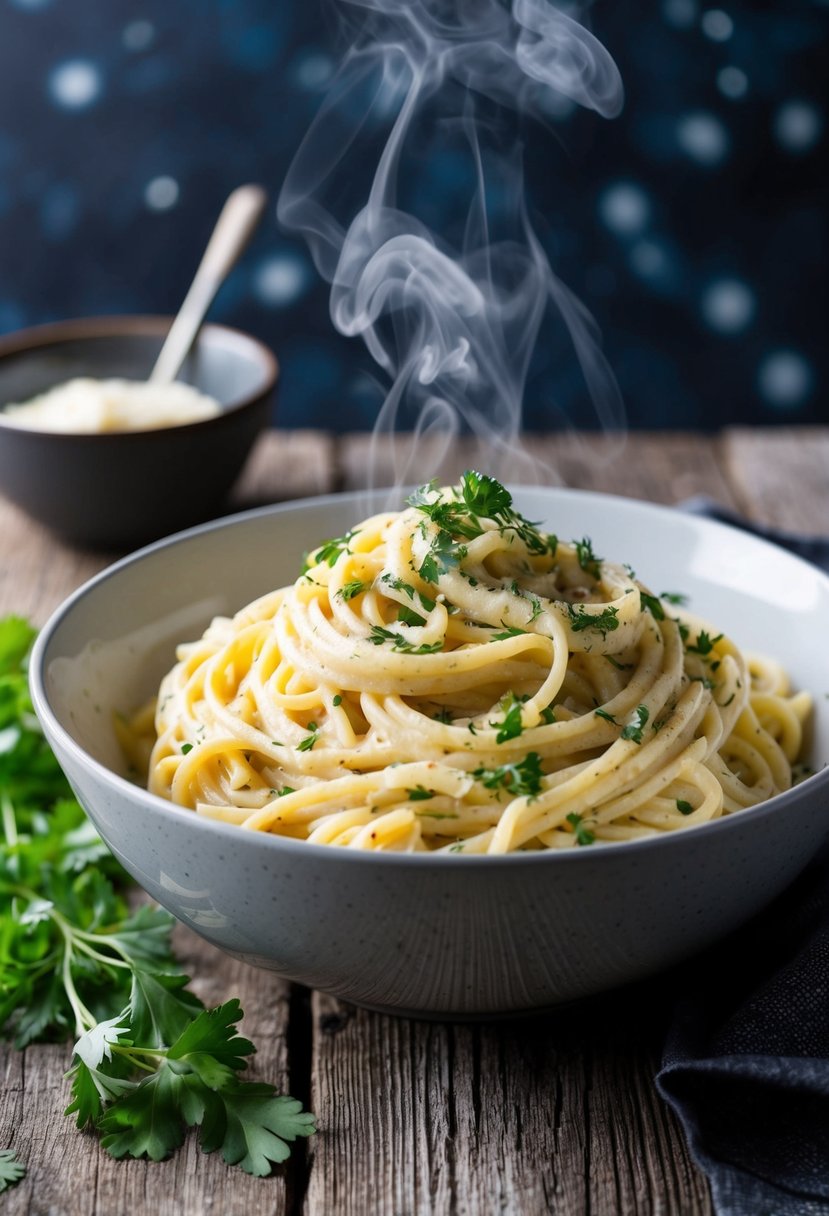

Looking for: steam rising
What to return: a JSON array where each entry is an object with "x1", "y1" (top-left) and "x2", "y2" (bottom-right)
[{"x1": 278, "y1": 0, "x2": 625, "y2": 486}]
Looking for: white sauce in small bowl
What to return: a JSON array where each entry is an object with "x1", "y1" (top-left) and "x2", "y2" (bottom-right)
[{"x1": 1, "y1": 377, "x2": 221, "y2": 433}]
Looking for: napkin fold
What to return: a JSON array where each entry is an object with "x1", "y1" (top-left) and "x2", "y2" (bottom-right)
[{"x1": 657, "y1": 501, "x2": 829, "y2": 1216}]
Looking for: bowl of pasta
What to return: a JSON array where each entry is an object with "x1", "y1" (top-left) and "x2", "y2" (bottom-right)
[{"x1": 30, "y1": 474, "x2": 829, "y2": 1017}]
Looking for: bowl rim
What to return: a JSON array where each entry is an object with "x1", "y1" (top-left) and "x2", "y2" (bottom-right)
[
  {"x1": 0, "y1": 315, "x2": 279, "y2": 437},
  {"x1": 29, "y1": 484, "x2": 829, "y2": 869}
]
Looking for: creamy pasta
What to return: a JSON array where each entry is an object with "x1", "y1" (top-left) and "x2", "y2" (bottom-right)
[{"x1": 140, "y1": 472, "x2": 812, "y2": 853}]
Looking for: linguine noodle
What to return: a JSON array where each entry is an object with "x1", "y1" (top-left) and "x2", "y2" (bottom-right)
[{"x1": 138, "y1": 473, "x2": 812, "y2": 853}]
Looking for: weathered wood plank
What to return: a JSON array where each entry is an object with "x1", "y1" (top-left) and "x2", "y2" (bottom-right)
[
  {"x1": 337, "y1": 431, "x2": 739, "y2": 509},
  {"x1": 232, "y1": 429, "x2": 336, "y2": 507},
  {"x1": 306, "y1": 985, "x2": 713, "y2": 1216},
  {"x1": 722, "y1": 426, "x2": 829, "y2": 532}
]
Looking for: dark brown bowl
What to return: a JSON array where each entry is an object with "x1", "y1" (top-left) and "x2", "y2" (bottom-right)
[{"x1": 0, "y1": 316, "x2": 278, "y2": 549}]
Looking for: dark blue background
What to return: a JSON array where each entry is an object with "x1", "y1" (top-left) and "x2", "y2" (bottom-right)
[{"x1": 0, "y1": 0, "x2": 825, "y2": 430}]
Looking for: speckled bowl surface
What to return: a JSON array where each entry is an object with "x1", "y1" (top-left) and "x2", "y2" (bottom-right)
[
  {"x1": 0, "y1": 316, "x2": 277, "y2": 549},
  {"x1": 29, "y1": 487, "x2": 829, "y2": 1018}
]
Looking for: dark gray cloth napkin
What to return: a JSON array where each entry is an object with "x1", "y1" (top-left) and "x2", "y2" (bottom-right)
[{"x1": 656, "y1": 501, "x2": 829, "y2": 1215}]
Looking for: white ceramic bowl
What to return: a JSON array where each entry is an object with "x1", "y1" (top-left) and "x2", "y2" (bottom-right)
[{"x1": 30, "y1": 488, "x2": 829, "y2": 1017}]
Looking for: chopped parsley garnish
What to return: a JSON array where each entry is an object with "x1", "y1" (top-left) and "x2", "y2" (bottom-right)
[
  {"x1": 574, "y1": 537, "x2": 602, "y2": 581},
  {"x1": 180, "y1": 742, "x2": 193, "y2": 755},
  {"x1": 661, "y1": 591, "x2": 689, "y2": 605},
  {"x1": 565, "y1": 603, "x2": 620, "y2": 638},
  {"x1": 406, "y1": 785, "x2": 435, "y2": 801},
  {"x1": 686, "y1": 631, "x2": 723, "y2": 656},
  {"x1": 297, "y1": 723, "x2": 319, "y2": 752},
  {"x1": 397, "y1": 605, "x2": 427, "y2": 627},
  {"x1": 490, "y1": 696, "x2": 524, "y2": 743},
  {"x1": 277, "y1": 786, "x2": 296, "y2": 797},
  {"x1": 640, "y1": 591, "x2": 665, "y2": 621},
  {"x1": 332, "y1": 694, "x2": 342, "y2": 707},
  {"x1": 621, "y1": 705, "x2": 650, "y2": 744},
  {"x1": 566, "y1": 812, "x2": 596, "y2": 846},
  {"x1": 337, "y1": 580, "x2": 366, "y2": 601},
  {"x1": 418, "y1": 530, "x2": 468, "y2": 584},
  {"x1": 310, "y1": 528, "x2": 358, "y2": 569},
  {"x1": 594, "y1": 708, "x2": 618, "y2": 725},
  {"x1": 368, "y1": 625, "x2": 443, "y2": 655},
  {"x1": 540, "y1": 706, "x2": 557, "y2": 724},
  {"x1": 433, "y1": 708, "x2": 454, "y2": 723},
  {"x1": 409, "y1": 472, "x2": 554, "y2": 566},
  {"x1": 380, "y1": 573, "x2": 436, "y2": 612},
  {"x1": 458, "y1": 469, "x2": 513, "y2": 518},
  {"x1": 473, "y1": 752, "x2": 544, "y2": 797},
  {"x1": 491, "y1": 625, "x2": 527, "y2": 641},
  {"x1": 676, "y1": 799, "x2": 694, "y2": 815}
]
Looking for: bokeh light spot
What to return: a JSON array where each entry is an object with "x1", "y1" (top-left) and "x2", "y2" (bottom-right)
[
  {"x1": 48, "y1": 60, "x2": 102, "y2": 110},
  {"x1": 676, "y1": 111, "x2": 730, "y2": 165},
  {"x1": 123, "y1": 21, "x2": 155, "y2": 52},
  {"x1": 598, "y1": 182, "x2": 651, "y2": 237},
  {"x1": 629, "y1": 240, "x2": 671, "y2": 282},
  {"x1": 773, "y1": 101, "x2": 823, "y2": 153},
  {"x1": 254, "y1": 253, "x2": 310, "y2": 307},
  {"x1": 701, "y1": 9, "x2": 733, "y2": 41},
  {"x1": 717, "y1": 66, "x2": 748, "y2": 100},
  {"x1": 701, "y1": 278, "x2": 755, "y2": 333},
  {"x1": 144, "y1": 176, "x2": 180, "y2": 211},
  {"x1": 663, "y1": 0, "x2": 697, "y2": 29},
  {"x1": 757, "y1": 350, "x2": 814, "y2": 409},
  {"x1": 294, "y1": 52, "x2": 334, "y2": 90}
]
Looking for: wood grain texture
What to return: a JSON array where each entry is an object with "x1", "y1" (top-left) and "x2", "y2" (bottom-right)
[
  {"x1": 723, "y1": 426, "x2": 829, "y2": 532},
  {"x1": 337, "y1": 431, "x2": 739, "y2": 508},
  {"x1": 2, "y1": 426, "x2": 826, "y2": 1215},
  {"x1": 306, "y1": 982, "x2": 711, "y2": 1216}
]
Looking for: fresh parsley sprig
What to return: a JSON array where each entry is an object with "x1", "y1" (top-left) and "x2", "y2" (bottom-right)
[{"x1": 0, "y1": 616, "x2": 314, "y2": 1182}]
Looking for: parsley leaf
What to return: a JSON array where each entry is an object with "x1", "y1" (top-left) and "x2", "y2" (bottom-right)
[
  {"x1": 297, "y1": 723, "x2": 319, "y2": 752},
  {"x1": 686, "y1": 630, "x2": 723, "y2": 656},
  {"x1": 406, "y1": 786, "x2": 435, "y2": 801},
  {"x1": 661, "y1": 591, "x2": 689, "y2": 605},
  {"x1": 337, "y1": 580, "x2": 365, "y2": 601},
  {"x1": 594, "y1": 708, "x2": 618, "y2": 725},
  {"x1": 565, "y1": 603, "x2": 620, "y2": 638},
  {"x1": 459, "y1": 470, "x2": 513, "y2": 518},
  {"x1": 490, "y1": 696, "x2": 524, "y2": 743},
  {"x1": 573, "y1": 537, "x2": 602, "y2": 581},
  {"x1": 676, "y1": 800, "x2": 694, "y2": 815},
  {"x1": 309, "y1": 528, "x2": 358, "y2": 569},
  {"x1": 640, "y1": 591, "x2": 665, "y2": 621},
  {"x1": 368, "y1": 626, "x2": 443, "y2": 655},
  {"x1": 491, "y1": 626, "x2": 527, "y2": 641},
  {"x1": 566, "y1": 812, "x2": 596, "y2": 846},
  {"x1": 397, "y1": 605, "x2": 427, "y2": 627},
  {"x1": 473, "y1": 752, "x2": 544, "y2": 797},
  {"x1": 621, "y1": 705, "x2": 650, "y2": 744},
  {"x1": 0, "y1": 1150, "x2": 25, "y2": 1194}
]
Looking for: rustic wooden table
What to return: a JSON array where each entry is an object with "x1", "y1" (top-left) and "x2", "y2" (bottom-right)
[{"x1": 1, "y1": 426, "x2": 827, "y2": 1216}]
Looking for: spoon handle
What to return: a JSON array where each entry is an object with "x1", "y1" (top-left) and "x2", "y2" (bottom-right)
[{"x1": 149, "y1": 184, "x2": 267, "y2": 385}]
